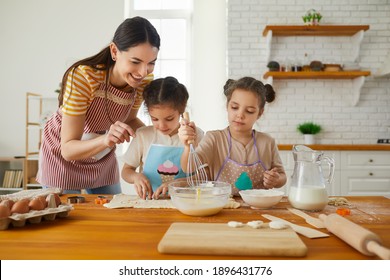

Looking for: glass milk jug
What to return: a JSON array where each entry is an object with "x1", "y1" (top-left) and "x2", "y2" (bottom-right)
[{"x1": 288, "y1": 145, "x2": 335, "y2": 211}]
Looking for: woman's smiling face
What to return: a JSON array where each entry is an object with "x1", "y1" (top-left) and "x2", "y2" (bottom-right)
[{"x1": 111, "y1": 42, "x2": 159, "y2": 88}]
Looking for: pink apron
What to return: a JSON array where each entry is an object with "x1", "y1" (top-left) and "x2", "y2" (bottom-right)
[{"x1": 215, "y1": 129, "x2": 268, "y2": 196}]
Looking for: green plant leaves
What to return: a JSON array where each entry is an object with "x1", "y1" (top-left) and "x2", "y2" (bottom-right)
[{"x1": 297, "y1": 122, "x2": 322, "y2": 134}]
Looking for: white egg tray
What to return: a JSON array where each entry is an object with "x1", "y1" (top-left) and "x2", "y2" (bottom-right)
[{"x1": 0, "y1": 188, "x2": 74, "y2": 230}]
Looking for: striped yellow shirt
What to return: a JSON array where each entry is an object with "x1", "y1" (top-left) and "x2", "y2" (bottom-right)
[{"x1": 61, "y1": 65, "x2": 153, "y2": 116}]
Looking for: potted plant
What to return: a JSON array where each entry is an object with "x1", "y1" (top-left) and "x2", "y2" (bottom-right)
[
  {"x1": 297, "y1": 121, "x2": 322, "y2": 144},
  {"x1": 302, "y1": 9, "x2": 322, "y2": 26}
]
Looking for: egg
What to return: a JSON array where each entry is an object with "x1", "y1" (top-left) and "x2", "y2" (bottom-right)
[
  {"x1": 10, "y1": 199, "x2": 30, "y2": 214},
  {"x1": 0, "y1": 199, "x2": 14, "y2": 210},
  {"x1": 29, "y1": 197, "x2": 46, "y2": 211},
  {"x1": 37, "y1": 195, "x2": 48, "y2": 208},
  {"x1": 0, "y1": 205, "x2": 11, "y2": 218}
]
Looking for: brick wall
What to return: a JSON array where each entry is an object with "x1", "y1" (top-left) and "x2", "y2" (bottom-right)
[{"x1": 228, "y1": 0, "x2": 390, "y2": 144}]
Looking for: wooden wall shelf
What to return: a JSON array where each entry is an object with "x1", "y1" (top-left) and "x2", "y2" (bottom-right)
[
  {"x1": 262, "y1": 24, "x2": 370, "y2": 106},
  {"x1": 262, "y1": 25, "x2": 370, "y2": 37},
  {"x1": 263, "y1": 71, "x2": 371, "y2": 80}
]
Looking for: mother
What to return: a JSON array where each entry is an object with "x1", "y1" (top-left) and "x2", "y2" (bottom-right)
[{"x1": 37, "y1": 17, "x2": 160, "y2": 194}]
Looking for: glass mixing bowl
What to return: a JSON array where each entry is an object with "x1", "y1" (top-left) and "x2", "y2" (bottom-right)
[{"x1": 168, "y1": 181, "x2": 231, "y2": 216}]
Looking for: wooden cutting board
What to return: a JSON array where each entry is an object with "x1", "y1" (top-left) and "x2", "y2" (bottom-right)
[{"x1": 158, "y1": 222, "x2": 307, "y2": 257}]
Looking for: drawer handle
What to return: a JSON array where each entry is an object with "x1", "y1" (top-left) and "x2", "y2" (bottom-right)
[
  {"x1": 369, "y1": 159, "x2": 373, "y2": 163},
  {"x1": 369, "y1": 172, "x2": 373, "y2": 176}
]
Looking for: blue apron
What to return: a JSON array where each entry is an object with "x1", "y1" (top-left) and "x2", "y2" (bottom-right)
[{"x1": 143, "y1": 144, "x2": 186, "y2": 191}]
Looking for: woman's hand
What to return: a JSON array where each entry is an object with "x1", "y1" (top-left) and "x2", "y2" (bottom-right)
[
  {"x1": 133, "y1": 173, "x2": 153, "y2": 200},
  {"x1": 104, "y1": 121, "x2": 135, "y2": 148}
]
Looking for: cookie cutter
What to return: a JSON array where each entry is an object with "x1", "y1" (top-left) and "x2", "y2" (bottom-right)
[
  {"x1": 95, "y1": 195, "x2": 110, "y2": 205},
  {"x1": 67, "y1": 196, "x2": 85, "y2": 204}
]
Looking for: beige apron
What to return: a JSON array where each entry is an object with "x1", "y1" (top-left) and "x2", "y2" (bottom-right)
[{"x1": 215, "y1": 129, "x2": 268, "y2": 196}]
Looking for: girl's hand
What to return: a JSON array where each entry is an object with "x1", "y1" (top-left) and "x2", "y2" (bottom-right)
[
  {"x1": 153, "y1": 182, "x2": 170, "y2": 200},
  {"x1": 133, "y1": 173, "x2": 153, "y2": 200},
  {"x1": 263, "y1": 168, "x2": 282, "y2": 189},
  {"x1": 104, "y1": 121, "x2": 135, "y2": 148},
  {"x1": 178, "y1": 119, "x2": 197, "y2": 146}
]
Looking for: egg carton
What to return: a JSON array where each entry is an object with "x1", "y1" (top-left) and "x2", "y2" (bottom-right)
[
  {"x1": 0, "y1": 203, "x2": 73, "y2": 230},
  {"x1": 0, "y1": 188, "x2": 73, "y2": 230}
]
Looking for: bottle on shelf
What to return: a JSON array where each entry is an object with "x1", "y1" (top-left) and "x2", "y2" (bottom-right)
[{"x1": 302, "y1": 53, "x2": 311, "y2": 72}]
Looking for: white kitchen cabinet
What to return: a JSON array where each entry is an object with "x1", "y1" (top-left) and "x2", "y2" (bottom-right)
[
  {"x1": 340, "y1": 151, "x2": 390, "y2": 196},
  {"x1": 279, "y1": 149, "x2": 390, "y2": 196}
]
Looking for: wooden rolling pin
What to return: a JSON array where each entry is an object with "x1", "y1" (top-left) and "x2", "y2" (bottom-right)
[{"x1": 319, "y1": 213, "x2": 390, "y2": 260}]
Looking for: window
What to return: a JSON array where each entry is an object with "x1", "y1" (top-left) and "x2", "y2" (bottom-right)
[{"x1": 125, "y1": 0, "x2": 192, "y2": 86}]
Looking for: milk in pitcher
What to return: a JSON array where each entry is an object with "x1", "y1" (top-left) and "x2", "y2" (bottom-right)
[{"x1": 288, "y1": 186, "x2": 328, "y2": 211}]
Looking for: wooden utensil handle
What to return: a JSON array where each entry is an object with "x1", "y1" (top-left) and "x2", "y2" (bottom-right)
[
  {"x1": 183, "y1": 112, "x2": 190, "y2": 121},
  {"x1": 319, "y1": 213, "x2": 389, "y2": 259},
  {"x1": 366, "y1": 240, "x2": 390, "y2": 260},
  {"x1": 182, "y1": 112, "x2": 194, "y2": 145}
]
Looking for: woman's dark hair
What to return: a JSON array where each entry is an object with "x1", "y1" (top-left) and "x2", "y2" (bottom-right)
[
  {"x1": 58, "y1": 17, "x2": 160, "y2": 106},
  {"x1": 142, "y1": 76, "x2": 189, "y2": 114},
  {"x1": 223, "y1": 77, "x2": 275, "y2": 110}
]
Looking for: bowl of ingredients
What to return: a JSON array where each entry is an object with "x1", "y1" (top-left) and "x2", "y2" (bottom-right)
[
  {"x1": 168, "y1": 181, "x2": 231, "y2": 216},
  {"x1": 239, "y1": 189, "x2": 284, "y2": 209}
]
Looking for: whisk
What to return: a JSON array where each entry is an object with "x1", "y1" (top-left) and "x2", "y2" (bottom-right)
[{"x1": 182, "y1": 112, "x2": 208, "y2": 188}]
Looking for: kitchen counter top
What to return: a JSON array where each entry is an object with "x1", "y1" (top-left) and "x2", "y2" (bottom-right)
[
  {"x1": 0, "y1": 195, "x2": 389, "y2": 260},
  {"x1": 278, "y1": 144, "x2": 390, "y2": 151}
]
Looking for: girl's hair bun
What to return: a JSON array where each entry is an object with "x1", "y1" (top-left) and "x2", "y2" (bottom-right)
[
  {"x1": 264, "y1": 84, "x2": 275, "y2": 103},
  {"x1": 223, "y1": 79, "x2": 236, "y2": 96}
]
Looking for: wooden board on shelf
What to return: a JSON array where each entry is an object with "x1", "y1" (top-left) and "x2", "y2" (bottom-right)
[
  {"x1": 262, "y1": 25, "x2": 370, "y2": 37},
  {"x1": 263, "y1": 71, "x2": 371, "y2": 80}
]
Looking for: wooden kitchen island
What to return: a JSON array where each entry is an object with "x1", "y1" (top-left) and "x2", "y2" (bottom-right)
[{"x1": 0, "y1": 195, "x2": 389, "y2": 260}]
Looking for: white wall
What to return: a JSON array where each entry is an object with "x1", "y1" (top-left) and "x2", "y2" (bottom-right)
[
  {"x1": 0, "y1": 0, "x2": 124, "y2": 157},
  {"x1": 228, "y1": 0, "x2": 390, "y2": 144}
]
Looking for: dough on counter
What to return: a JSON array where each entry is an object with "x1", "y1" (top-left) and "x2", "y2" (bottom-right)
[
  {"x1": 328, "y1": 197, "x2": 350, "y2": 207},
  {"x1": 227, "y1": 221, "x2": 244, "y2": 228},
  {"x1": 103, "y1": 194, "x2": 174, "y2": 209},
  {"x1": 104, "y1": 194, "x2": 242, "y2": 209},
  {"x1": 224, "y1": 198, "x2": 241, "y2": 209},
  {"x1": 247, "y1": 220, "x2": 264, "y2": 229},
  {"x1": 269, "y1": 220, "x2": 288, "y2": 230}
]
